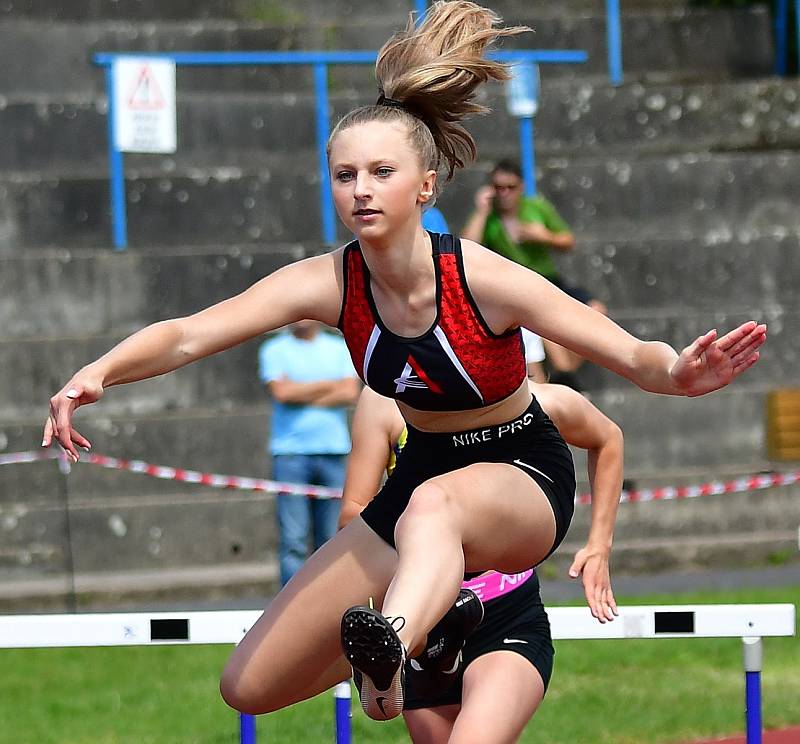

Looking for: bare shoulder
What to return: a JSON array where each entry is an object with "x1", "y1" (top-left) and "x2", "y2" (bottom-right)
[
  {"x1": 256, "y1": 246, "x2": 347, "y2": 326},
  {"x1": 289, "y1": 245, "x2": 345, "y2": 281},
  {"x1": 460, "y1": 238, "x2": 506, "y2": 273},
  {"x1": 459, "y1": 238, "x2": 547, "y2": 332},
  {"x1": 460, "y1": 238, "x2": 543, "y2": 294}
]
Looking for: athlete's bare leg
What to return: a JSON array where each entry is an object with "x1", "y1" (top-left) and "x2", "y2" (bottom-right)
[
  {"x1": 449, "y1": 651, "x2": 545, "y2": 743},
  {"x1": 381, "y1": 463, "x2": 557, "y2": 658},
  {"x1": 404, "y1": 704, "x2": 459, "y2": 744},
  {"x1": 403, "y1": 652, "x2": 545, "y2": 743},
  {"x1": 220, "y1": 517, "x2": 396, "y2": 714}
]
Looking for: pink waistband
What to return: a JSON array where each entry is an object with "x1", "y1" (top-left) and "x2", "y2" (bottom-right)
[{"x1": 461, "y1": 569, "x2": 534, "y2": 603}]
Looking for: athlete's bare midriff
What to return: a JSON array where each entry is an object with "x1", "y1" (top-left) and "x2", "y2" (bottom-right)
[{"x1": 396, "y1": 379, "x2": 532, "y2": 433}]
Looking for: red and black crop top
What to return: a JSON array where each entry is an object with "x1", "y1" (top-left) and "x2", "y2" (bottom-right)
[{"x1": 337, "y1": 232, "x2": 527, "y2": 412}]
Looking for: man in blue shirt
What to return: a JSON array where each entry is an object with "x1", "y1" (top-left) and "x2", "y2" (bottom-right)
[{"x1": 259, "y1": 321, "x2": 361, "y2": 585}]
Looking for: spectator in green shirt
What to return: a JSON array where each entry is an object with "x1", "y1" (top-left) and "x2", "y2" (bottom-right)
[{"x1": 462, "y1": 160, "x2": 607, "y2": 387}]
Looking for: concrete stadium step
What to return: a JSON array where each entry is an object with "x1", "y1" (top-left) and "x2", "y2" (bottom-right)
[
  {"x1": 2, "y1": 487, "x2": 795, "y2": 592},
  {"x1": 2, "y1": 303, "x2": 795, "y2": 408},
  {"x1": 0, "y1": 333, "x2": 268, "y2": 421},
  {"x1": 574, "y1": 386, "x2": 777, "y2": 475},
  {"x1": 0, "y1": 492, "x2": 279, "y2": 591},
  {"x1": 571, "y1": 303, "x2": 798, "y2": 393},
  {"x1": 0, "y1": 0, "x2": 694, "y2": 22},
  {"x1": 559, "y1": 481, "x2": 800, "y2": 575},
  {"x1": 568, "y1": 480, "x2": 800, "y2": 542},
  {"x1": 0, "y1": 245, "x2": 305, "y2": 340},
  {"x1": 1, "y1": 233, "x2": 796, "y2": 340},
  {"x1": 3, "y1": 148, "x2": 800, "y2": 250},
  {"x1": 0, "y1": 463, "x2": 795, "y2": 596},
  {"x1": 4, "y1": 77, "x2": 800, "y2": 173},
  {"x1": 0, "y1": 562, "x2": 279, "y2": 613},
  {"x1": 0, "y1": 164, "x2": 325, "y2": 250},
  {"x1": 452, "y1": 149, "x2": 800, "y2": 244},
  {"x1": 0, "y1": 6, "x2": 773, "y2": 97},
  {"x1": 0, "y1": 0, "x2": 249, "y2": 21},
  {"x1": 0, "y1": 377, "x2": 779, "y2": 495},
  {"x1": 0, "y1": 424, "x2": 794, "y2": 549},
  {"x1": 558, "y1": 233, "x2": 800, "y2": 315},
  {"x1": 0, "y1": 409, "x2": 271, "y2": 501},
  {"x1": 551, "y1": 528, "x2": 799, "y2": 575}
]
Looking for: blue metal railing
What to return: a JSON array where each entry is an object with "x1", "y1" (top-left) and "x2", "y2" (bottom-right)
[{"x1": 92, "y1": 48, "x2": 587, "y2": 249}]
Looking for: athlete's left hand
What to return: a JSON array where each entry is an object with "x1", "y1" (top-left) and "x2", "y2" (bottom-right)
[
  {"x1": 670, "y1": 321, "x2": 767, "y2": 397},
  {"x1": 569, "y1": 545, "x2": 618, "y2": 623}
]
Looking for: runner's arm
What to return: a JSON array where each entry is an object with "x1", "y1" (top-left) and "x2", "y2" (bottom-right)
[
  {"x1": 338, "y1": 388, "x2": 404, "y2": 529},
  {"x1": 534, "y1": 383, "x2": 623, "y2": 623}
]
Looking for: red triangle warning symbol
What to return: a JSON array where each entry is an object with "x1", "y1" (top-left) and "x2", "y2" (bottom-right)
[{"x1": 127, "y1": 65, "x2": 166, "y2": 110}]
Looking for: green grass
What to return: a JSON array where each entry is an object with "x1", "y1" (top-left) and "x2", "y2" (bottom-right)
[{"x1": 1, "y1": 587, "x2": 798, "y2": 744}]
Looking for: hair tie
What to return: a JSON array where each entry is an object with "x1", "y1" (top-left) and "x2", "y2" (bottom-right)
[{"x1": 376, "y1": 93, "x2": 408, "y2": 111}]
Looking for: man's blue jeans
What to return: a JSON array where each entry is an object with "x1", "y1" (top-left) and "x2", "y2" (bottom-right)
[{"x1": 272, "y1": 454, "x2": 346, "y2": 586}]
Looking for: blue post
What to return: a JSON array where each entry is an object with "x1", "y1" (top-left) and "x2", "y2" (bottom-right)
[
  {"x1": 314, "y1": 63, "x2": 336, "y2": 246},
  {"x1": 606, "y1": 0, "x2": 623, "y2": 86},
  {"x1": 745, "y1": 672, "x2": 762, "y2": 744},
  {"x1": 105, "y1": 64, "x2": 128, "y2": 250},
  {"x1": 775, "y1": 0, "x2": 789, "y2": 75},
  {"x1": 743, "y1": 637, "x2": 763, "y2": 744},
  {"x1": 239, "y1": 713, "x2": 256, "y2": 744},
  {"x1": 414, "y1": 0, "x2": 427, "y2": 20},
  {"x1": 334, "y1": 682, "x2": 352, "y2": 743},
  {"x1": 519, "y1": 116, "x2": 537, "y2": 197},
  {"x1": 796, "y1": 0, "x2": 800, "y2": 74}
]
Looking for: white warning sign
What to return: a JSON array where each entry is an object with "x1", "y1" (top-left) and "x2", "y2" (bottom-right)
[{"x1": 113, "y1": 57, "x2": 177, "y2": 153}]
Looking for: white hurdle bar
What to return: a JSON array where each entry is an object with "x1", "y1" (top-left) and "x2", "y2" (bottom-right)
[{"x1": 0, "y1": 604, "x2": 794, "y2": 744}]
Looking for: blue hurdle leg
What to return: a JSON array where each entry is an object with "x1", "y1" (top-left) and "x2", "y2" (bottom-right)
[
  {"x1": 334, "y1": 681, "x2": 352, "y2": 744},
  {"x1": 239, "y1": 712, "x2": 256, "y2": 744},
  {"x1": 743, "y1": 637, "x2": 763, "y2": 744}
]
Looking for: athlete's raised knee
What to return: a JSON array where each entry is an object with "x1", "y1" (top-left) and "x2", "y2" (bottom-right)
[{"x1": 404, "y1": 480, "x2": 455, "y2": 521}]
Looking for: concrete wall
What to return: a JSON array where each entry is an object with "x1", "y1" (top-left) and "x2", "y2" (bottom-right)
[{"x1": 0, "y1": 0, "x2": 798, "y2": 603}]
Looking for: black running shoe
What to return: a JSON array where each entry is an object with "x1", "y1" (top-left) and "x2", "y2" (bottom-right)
[
  {"x1": 413, "y1": 588, "x2": 484, "y2": 674},
  {"x1": 341, "y1": 606, "x2": 407, "y2": 721}
]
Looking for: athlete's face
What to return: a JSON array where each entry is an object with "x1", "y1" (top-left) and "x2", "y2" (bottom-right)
[{"x1": 329, "y1": 121, "x2": 436, "y2": 239}]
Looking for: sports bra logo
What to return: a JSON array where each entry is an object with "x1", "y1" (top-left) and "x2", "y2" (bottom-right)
[{"x1": 394, "y1": 355, "x2": 443, "y2": 395}]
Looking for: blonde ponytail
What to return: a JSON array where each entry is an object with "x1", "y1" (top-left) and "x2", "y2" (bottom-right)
[{"x1": 328, "y1": 1, "x2": 528, "y2": 182}]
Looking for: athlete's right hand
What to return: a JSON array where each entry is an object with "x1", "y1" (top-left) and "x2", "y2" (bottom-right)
[
  {"x1": 43, "y1": 373, "x2": 104, "y2": 462},
  {"x1": 474, "y1": 185, "x2": 494, "y2": 214}
]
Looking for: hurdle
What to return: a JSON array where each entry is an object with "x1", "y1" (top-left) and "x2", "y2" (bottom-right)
[{"x1": 0, "y1": 604, "x2": 793, "y2": 743}]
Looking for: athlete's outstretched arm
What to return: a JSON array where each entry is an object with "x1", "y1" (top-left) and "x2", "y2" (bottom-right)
[
  {"x1": 462, "y1": 241, "x2": 766, "y2": 397},
  {"x1": 44, "y1": 252, "x2": 345, "y2": 461},
  {"x1": 338, "y1": 387, "x2": 405, "y2": 530},
  {"x1": 532, "y1": 383, "x2": 623, "y2": 623}
]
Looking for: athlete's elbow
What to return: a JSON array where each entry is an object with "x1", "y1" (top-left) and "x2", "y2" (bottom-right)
[
  {"x1": 602, "y1": 423, "x2": 625, "y2": 464},
  {"x1": 607, "y1": 421, "x2": 623, "y2": 448},
  {"x1": 167, "y1": 318, "x2": 206, "y2": 366}
]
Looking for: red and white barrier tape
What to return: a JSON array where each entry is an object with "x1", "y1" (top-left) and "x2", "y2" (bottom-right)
[
  {"x1": 0, "y1": 449, "x2": 340, "y2": 498},
  {"x1": 578, "y1": 470, "x2": 800, "y2": 506},
  {"x1": 1, "y1": 449, "x2": 798, "y2": 504}
]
